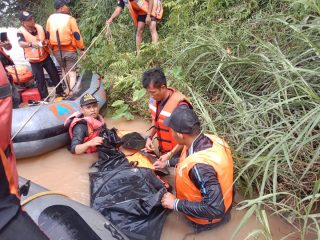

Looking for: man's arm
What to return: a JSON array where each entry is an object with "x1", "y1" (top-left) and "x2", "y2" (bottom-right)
[
  {"x1": 175, "y1": 163, "x2": 225, "y2": 220},
  {"x1": 106, "y1": 0, "x2": 124, "y2": 25},
  {"x1": 145, "y1": 0, "x2": 153, "y2": 25},
  {"x1": 17, "y1": 33, "x2": 40, "y2": 49},
  {"x1": 70, "y1": 17, "x2": 85, "y2": 50}
]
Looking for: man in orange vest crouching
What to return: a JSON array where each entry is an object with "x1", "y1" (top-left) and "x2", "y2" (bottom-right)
[
  {"x1": 17, "y1": 11, "x2": 64, "y2": 100},
  {"x1": 106, "y1": 0, "x2": 163, "y2": 53},
  {"x1": 0, "y1": 62, "x2": 48, "y2": 239},
  {"x1": 46, "y1": 0, "x2": 85, "y2": 96},
  {"x1": 64, "y1": 93, "x2": 105, "y2": 154},
  {"x1": 154, "y1": 108, "x2": 234, "y2": 232},
  {"x1": 142, "y1": 67, "x2": 192, "y2": 162}
]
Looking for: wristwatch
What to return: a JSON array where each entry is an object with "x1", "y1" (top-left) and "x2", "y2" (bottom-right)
[{"x1": 28, "y1": 42, "x2": 32, "y2": 47}]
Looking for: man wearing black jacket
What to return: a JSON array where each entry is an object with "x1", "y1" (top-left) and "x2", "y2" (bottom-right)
[{"x1": 154, "y1": 108, "x2": 234, "y2": 232}]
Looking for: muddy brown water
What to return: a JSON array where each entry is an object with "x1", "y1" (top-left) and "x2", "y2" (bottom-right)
[{"x1": 17, "y1": 117, "x2": 311, "y2": 240}]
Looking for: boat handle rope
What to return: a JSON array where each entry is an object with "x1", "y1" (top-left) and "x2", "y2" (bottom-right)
[
  {"x1": 11, "y1": 24, "x2": 112, "y2": 141},
  {"x1": 21, "y1": 191, "x2": 69, "y2": 206}
]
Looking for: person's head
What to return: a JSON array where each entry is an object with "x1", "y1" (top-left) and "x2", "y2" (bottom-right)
[
  {"x1": 54, "y1": 0, "x2": 70, "y2": 13},
  {"x1": 142, "y1": 67, "x2": 168, "y2": 102},
  {"x1": 19, "y1": 11, "x2": 35, "y2": 28},
  {"x1": 80, "y1": 93, "x2": 99, "y2": 118},
  {"x1": 164, "y1": 108, "x2": 201, "y2": 145}
]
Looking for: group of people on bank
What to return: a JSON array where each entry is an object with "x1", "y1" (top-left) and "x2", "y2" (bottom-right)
[
  {"x1": 0, "y1": 0, "x2": 234, "y2": 238},
  {"x1": 0, "y1": 0, "x2": 162, "y2": 103}
]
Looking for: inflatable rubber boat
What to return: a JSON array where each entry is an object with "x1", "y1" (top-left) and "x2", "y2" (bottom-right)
[
  {"x1": 19, "y1": 177, "x2": 127, "y2": 240},
  {"x1": 12, "y1": 71, "x2": 107, "y2": 159}
]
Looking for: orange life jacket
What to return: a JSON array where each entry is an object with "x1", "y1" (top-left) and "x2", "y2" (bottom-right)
[
  {"x1": 0, "y1": 62, "x2": 19, "y2": 200},
  {"x1": 46, "y1": 13, "x2": 79, "y2": 52},
  {"x1": 128, "y1": 0, "x2": 163, "y2": 27},
  {"x1": 5, "y1": 65, "x2": 33, "y2": 84},
  {"x1": 149, "y1": 88, "x2": 191, "y2": 154},
  {"x1": 18, "y1": 24, "x2": 49, "y2": 62},
  {"x1": 66, "y1": 111, "x2": 105, "y2": 153},
  {"x1": 176, "y1": 134, "x2": 234, "y2": 225}
]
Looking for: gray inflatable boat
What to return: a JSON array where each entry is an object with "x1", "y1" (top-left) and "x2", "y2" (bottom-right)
[
  {"x1": 12, "y1": 71, "x2": 107, "y2": 159},
  {"x1": 19, "y1": 177, "x2": 127, "y2": 240}
]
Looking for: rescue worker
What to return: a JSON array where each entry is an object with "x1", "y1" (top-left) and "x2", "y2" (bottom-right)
[
  {"x1": 46, "y1": 0, "x2": 85, "y2": 96},
  {"x1": 0, "y1": 62, "x2": 48, "y2": 239},
  {"x1": 154, "y1": 108, "x2": 234, "y2": 232},
  {"x1": 106, "y1": 0, "x2": 163, "y2": 53},
  {"x1": 64, "y1": 93, "x2": 105, "y2": 154},
  {"x1": 142, "y1": 67, "x2": 192, "y2": 162},
  {"x1": 17, "y1": 11, "x2": 64, "y2": 100}
]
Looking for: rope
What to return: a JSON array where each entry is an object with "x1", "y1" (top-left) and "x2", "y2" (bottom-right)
[
  {"x1": 21, "y1": 191, "x2": 69, "y2": 206},
  {"x1": 11, "y1": 24, "x2": 112, "y2": 141}
]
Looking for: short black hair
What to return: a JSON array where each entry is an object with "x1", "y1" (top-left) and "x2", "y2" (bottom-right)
[
  {"x1": 190, "y1": 123, "x2": 201, "y2": 136},
  {"x1": 142, "y1": 67, "x2": 167, "y2": 89}
]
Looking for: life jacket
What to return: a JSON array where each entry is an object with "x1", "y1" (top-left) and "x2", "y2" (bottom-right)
[
  {"x1": 176, "y1": 134, "x2": 234, "y2": 225},
  {"x1": 128, "y1": 0, "x2": 163, "y2": 27},
  {"x1": 47, "y1": 13, "x2": 77, "y2": 49},
  {"x1": 65, "y1": 111, "x2": 105, "y2": 153},
  {"x1": 0, "y1": 62, "x2": 19, "y2": 200},
  {"x1": 5, "y1": 65, "x2": 33, "y2": 84},
  {"x1": 149, "y1": 88, "x2": 191, "y2": 154},
  {"x1": 18, "y1": 24, "x2": 49, "y2": 62}
]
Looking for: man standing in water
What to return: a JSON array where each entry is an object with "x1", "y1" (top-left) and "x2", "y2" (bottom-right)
[
  {"x1": 0, "y1": 62, "x2": 48, "y2": 239},
  {"x1": 154, "y1": 108, "x2": 234, "y2": 232},
  {"x1": 46, "y1": 0, "x2": 85, "y2": 96},
  {"x1": 142, "y1": 67, "x2": 192, "y2": 162},
  {"x1": 65, "y1": 93, "x2": 105, "y2": 154},
  {"x1": 17, "y1": 11, "x2": 65, "y2": 100},
  {"x1": 106, "y1": 0, "x2": 163, "y2": 53}
]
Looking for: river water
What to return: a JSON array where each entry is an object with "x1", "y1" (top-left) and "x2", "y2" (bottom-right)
[{"x1": 16, "y1": 115, "x2": 310, "y2": 240}]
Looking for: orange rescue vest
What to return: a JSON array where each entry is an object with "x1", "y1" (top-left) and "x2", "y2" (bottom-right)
[
  {"x1": 176, "y1": 134, "x2": 234, "y2": 225},
  {"x1": 128, "y1": 0, "x2": 163, "y2": 27},
  {"x1": 0, "y1": 62, "x2": 19, "y2": 199},
  {"x1": 18, "y1": 24, "x2": 49, "y2": 62},
  {"x1": 47, "y1": 13, "x2": 77, "y2": 48},
  {"x1": 149, "y1": 88, "x2": 191, "y2": 154},
  {"x1": 66, "y1": 111, "x2": 105, "y2": 153}
]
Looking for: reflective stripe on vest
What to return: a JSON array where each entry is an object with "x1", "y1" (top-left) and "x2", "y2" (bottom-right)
[
  {"x1": 176, "y1": 134, "x2": 234, "y2": 225},
  {"x1": 0, "y1": 83, "x2": 11, "y2": 99},
  {"x1": 67, "y1": 112, "x2": 105, "y2": 153},
  {"x1": 127, "y1": 0, "x2": 163, "y2": 27},
  {"x1": 47, "y1": 13, "x2": 74, "y2": 46},
  {"x1": 18, "y1": 24, "x2": 48, "y2": 62},
  {"x1": 148, "y1": 88, "x2": 191, "y2": 153}
]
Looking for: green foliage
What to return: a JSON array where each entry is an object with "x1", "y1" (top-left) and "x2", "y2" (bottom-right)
[{"x1": 68, "y1": 0, "x2": 319, "y2": 237}]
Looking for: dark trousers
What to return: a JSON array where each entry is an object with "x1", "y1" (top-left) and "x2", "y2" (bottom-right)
[
  {"x1": 0, "y1": 210, "x2": 49, "y2": 240},
  {"x1": 192, "y1": 211, "x2": 231, "y2": 233},
  {"x1": 30, "y1": 56, "x2": 64, "y2": 99}
]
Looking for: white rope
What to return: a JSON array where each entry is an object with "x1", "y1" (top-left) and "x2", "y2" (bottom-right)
[{"x1": 11, "y1": 24, "x2": 111, "y2": 141}]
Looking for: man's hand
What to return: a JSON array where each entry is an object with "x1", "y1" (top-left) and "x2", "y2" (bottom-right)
[
  {"x1": 87, "y1": 136, "x2": 104, "y2": 147},
  {"x1": 153, "y1": 160, "x2": 167, "y2": 169},
  {"x1": 145, "y1": 15, "x2": 151, "y2": 25},
  {"x1": 161, "y1": 192, "x2": 176, "y2": 209},
  {"x1": 106, "y1": 18, "x2": 113, "y2": 25},
  {"x1": 145, "y1": 137, "x2": 155, "y2": 151},
  {"x1": 158, "y1": 152, "x2": 172, "y2": 162},
  {"x1": 0, "y1": 41, "x2": 10, "y2": 48},
  {"x1": 31, "y1": 42, "x2": 40, "y2": 49}
]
